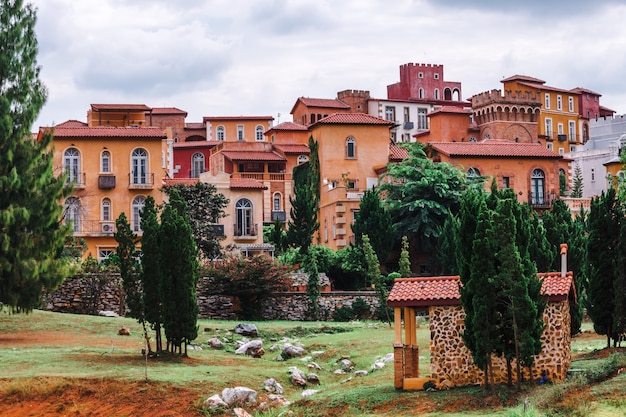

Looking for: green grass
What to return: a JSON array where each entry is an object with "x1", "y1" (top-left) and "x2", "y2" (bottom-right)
[{"x1": 1, "y1": 311, "x2": 625, "y2": 417}]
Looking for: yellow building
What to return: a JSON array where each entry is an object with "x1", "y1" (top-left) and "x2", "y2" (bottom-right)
[{"x1": 42, "y1": 104, "x2": 171, "y2": 260}]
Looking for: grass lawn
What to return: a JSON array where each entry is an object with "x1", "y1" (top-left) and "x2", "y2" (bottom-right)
[{"x1": 0, "y1": 310, "x2": 624, "y2": 416}]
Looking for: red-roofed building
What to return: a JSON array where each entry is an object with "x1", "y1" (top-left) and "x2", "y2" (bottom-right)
[{"x1": 388, "y1": 245, "x2": 576, "y2": 390}]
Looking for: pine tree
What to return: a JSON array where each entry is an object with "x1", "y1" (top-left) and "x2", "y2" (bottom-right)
[
  {"x1": 398, "y1": 236, "x2": 411, "y2": 278},
  {"x1": 304, "y1": 251, "x2": 320, "y2": 320},
  {"x1": 139, "y1": 196, "x2": 162, "y2": 352},
  {"x1": 351, "y1": 189, "x2": 395, "y2": 265},
  {"x1": 0, "y1": 0, "x2": 72, "y2": 312},
  {"x1": 287, "y1": 162, "x2": 319, "y2": 254},
  {"x1": 114, "y1": 213, "x2": 140, "y2": 318},
  {"x1": 159, "y1": 189, "x2": 199, "y2": 356},
  {"x1": 437, "y1": 214, "x2": 459, "y2": 275},
  {"x1": 570, "y1": 164, "x2": 584, "y2": 198},
  {"x1": 363, "y1": 235, "x2": 390, "y2": 324}
]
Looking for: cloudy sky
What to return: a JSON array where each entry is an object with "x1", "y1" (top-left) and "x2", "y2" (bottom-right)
[{"x1": 29, "y1": 0, "x2": 626, "y2": 130}]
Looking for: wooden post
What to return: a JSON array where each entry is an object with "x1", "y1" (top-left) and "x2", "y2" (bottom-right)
[{"x1": 394, "y1": 307, "x2": 402, "y2": 345}]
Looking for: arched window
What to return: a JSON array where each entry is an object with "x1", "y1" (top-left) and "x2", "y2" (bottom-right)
[
  {"x1": 63, "y1": 148, "x2": 80, "y2": 183},
  {"x1": 235, "y1": 198, "x2": 254, "y2": 236},
  {"x1": 273, "y1": 193, "x2": 282, "y2": 211},
  {"x1": 191, "y1": 152, "x2": 205, "y2": 177},
  {"x1": 131, "y1": 148, "x2": 148, "y2": 185},
  {"x1": 101, "y1": 150, "x2": 111, "y2": 173},
  {"x1": 64, "y1": 197, "x2": 81, "y2": 232},
  {"x1": 132, "y1": 196, "x2": 146, "y2": 232},
  {"x1": 346, "y1": 137, "x2": 356, "y2": 158},
  {"x1": 102, "y1": 198, "x2": 111, "y2": 221},
  {"x1": 531, "y1": 169, "x2": 545, "y2": 205},
  {"x1": 297, "y1": 155, "x2": 309, "y2": 165},
  {"x1": 467, "y1": 167, "x2": 481, "y2": 179},
  {"x1": 216, "y1": 126, "x2": 225, "y2": 141},
  {"x1": 255, "y1": 125, "x2": 264, "y2": 141}
]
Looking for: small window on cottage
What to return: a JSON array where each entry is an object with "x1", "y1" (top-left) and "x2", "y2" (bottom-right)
[{"x1": 346, "y1": 137, "x2": 356, "y2": 158}]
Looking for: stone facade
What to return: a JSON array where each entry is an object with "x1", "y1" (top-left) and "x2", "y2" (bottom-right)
[
  {"x1": 43, "y1": 273, "x2": 379, "y2": 321},
  {"x1": 429, "y1": 300, "x2": 571, "y2": 387}
]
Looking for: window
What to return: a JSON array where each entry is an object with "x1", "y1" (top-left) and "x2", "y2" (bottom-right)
[
  {"x1": 417, "y1": 108, "x2": 427, "y2": 129},
  {"x1": 434, "y1": 89, "x2": 440, "y2": 100},
  {"x1": 418, "y1": 72, "x2": 423, "y2": 78},
  {"x1": 297, "y1": 155, "x2": 309, "y2": 165},
  {"x1": 237, "y1": 125, "x2": 244, "y2": 141},
  {"x1": 131, "y1": 148, "x2": 148, "y2": 185},
  {"x1": 98, "y1": 248, "x2": 115, "y2": 262},
  {"x1": 255, "y1": 125, "x2": 264, "y2": 141},
  {"x1": 131, "y1": 196, "x2": 145, "y2": 233},
  {"x1": 102, "y1": 198, "x2": 111, "y2": 221},
  {"x1": 468, "y1": 136, "x2": 477, "y2": 142},
  {"x1": 568, "y1": 96, "x2": 574, "y2": 112},
  {"x1": 545, "y1": 119, "x2": 553, "y2": 139},
  {"x1": 403, "y1": 107, "x2": 410, "y2": 123},
  {"x1": 591, "y1": 168, "x2": 596, "y2": 182},
  {"x1": 63, "y1": 148, "x2": 80, "y2": 183},
  {"x1": 418, "y1": 88, "x2": 424, "y2": 99},
  {"x1": 559, "y1": 148, "x2": 565, "y2": 155},
  {"x1": 191, "y1": 152, "x2": 205, "y2": 178},
  {"x1": 346, "y1": 137, "x2": 356, "y2": 158},
  {"x1": 467, "y1": 167, "x2": 481, "y2": 179},
  {"x1": 531, "y1": 169, "x2": 545, "y2": 205},
  {"x1": 216, "y1": 126, "x2": 225, "y2": 141},
  {"x1": 235, "y1": 198, "x2": 254, "y2": 236},
  {"x1": 273, "y1": 193, "x2": 281, "y2": 211},
  {"x1": 404, "y1": 133, "x2": 411, "y2": 142},
  {"x1": 64, "y1": 197, "x2": 81, "y2": 232},
  {"x1": 557, "y1": 123, "x2": 564, "y2": 136},
  {"x1": 570, "y1": 145, "x2": 576, "y2": 152},
  {"x1": 390, "y1": 132, "x2": 397, "y2": 142},
  {"x1": 569, "y1": 121, "x2": 576, "y2": 142},
  {"x1": 547, "y1": 142, "x2": 553, "y2": 150},
  {"x1": 324, "y1": 219, "x2": 328, "y2": 242},
  {"x1": 385, "y1": 106, "x2": 395, "y2": 121},
  {"x1": 545, "y1": 94, "x2": 550, "y2": 109},
  {"x1": 502, "y1": 176, "x2": 510, "y2": 188},
  {"x1": 101, "y1": 150, "x2": 111, "y2": 173},
  {"x1": 434, "y1": 73, "x2": 439, "y2": 79},
  {"x1": 557, "y1": 95, "x2": 562, "y2": 110}
]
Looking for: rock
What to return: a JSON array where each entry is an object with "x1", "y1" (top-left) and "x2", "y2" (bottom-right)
[
  {"x1": 311, "y1": 350, "x2": 325, "y2": 357},
  {"x1": 338, "y1": 358, "x2": 354, "y2": 371},
  {"x1": 333, "y1": 369, "x2": 346, "y2": 375},
  {"x1": 259, "y1": 394, "x2": 291, "y2": 410},
  {"x1": 234, "y1": 323, "x2": 259, "y2": 337},
  {"x1": 307, "y1": 362, "x2": 322, "y2": 370},
  {"x1": 202, "y1": 394, "x2": 228, "y2": 410},
  {"x1": 301, "y1": 389, "x2": 319, "y2": 398},
  {"x1": 282, "y1": 343, "x2": 306, "y2": 359},
  {"x1": 221, "y1": 387, "x2": 258, "y2": 407},
  {"x1": 233, "y1": 407, "x2": 253, "y2": 417},
  {"x1": 438, "y1": 379, "x2": 454, "y2": 390},
  {"x1": 354, "y1": 370, "x2": 368, "y2": 377},
  {"x1": 118, "y1": 327, "x2": 131, "y2": 336},
  {"x1": 98, "y1": 310, "x2": 119, "y2": 317},
  {"x1": 341, "y1": 377, "x2": 353, "y2": 383},
  {"x1": 382, "y1": 353, "x2": 394, "y2": 363},
  {"x1": 263, "y1": 378, "x2": 284, "y2": 394},
  {"x1": 371, "y1": 361, "x2": 385, "y2": 371},
  {"x1": 288, "y1": 367, "x2": 307, "y2": 387},
  {"x1": 306, "y1": 373, "x2": 320, "y2": 384},
  {"x1": 207, "y1": 337, "x2": 223, "y2": 349},
  {"x1": 235, "y1": 339, "x2": 264, "y2": 357}
]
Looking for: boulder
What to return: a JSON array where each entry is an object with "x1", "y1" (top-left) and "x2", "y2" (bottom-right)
[
  {"x1": 98, "y1": 310, "x2": 119, "y2": 317},
  {"x1": 307, "y1": 362, "x2": 322, "y2": 370},
  {"x1": 234, "y1": 323, "x2": 259, "y2": 337},
  {"x1": 221, "y1": 387, "x2": 258, "y2": 407},
  {"x1": 207, "y1": 337, "x2": 223, "y2": 350},
  {"x1": 233, "y1": 408, "x2": 253, "y2": 417},
  {"x1": 259, "y1": 394, "x2": 290, "y2": 411},
  {"x1": 338, "y1": 358, "x2": 354, "y2": 371},
  {"x1": 306, "y1": 373, "x2": 320, "y2": 384},
  {"x1": 202, "y1": 394, "x2": 228, "y2": 410},
  {"x1": 118, "y1": 327, "x2": 131, "y2": 336},
  {"x1": 288, "y1": 367, "x2": 307, "y2": 387},
  {"x1": 301, "y1": 389, "x2": 319, "y2": 398},
  {"x1": 282, "y1": 343, "x2": 306, "y2": 359},
  {"x1": 235, "y1": 339, "x2": 264, "y2": 357},
  {"x1": 263, "y1": 378, "x2": 284, "y2": 394},
  {"x1": 354, "y1": 370, "x2": 368, "y2": 377}
]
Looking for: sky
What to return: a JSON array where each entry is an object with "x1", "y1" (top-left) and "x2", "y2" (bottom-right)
[{"x1": 29, "y1": 0, "x2": 626, "y2": 130}]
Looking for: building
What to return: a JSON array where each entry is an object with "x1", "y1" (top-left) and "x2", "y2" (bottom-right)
[{"x1": 43, "y1": 104, "x2": 171, "y2": 260}]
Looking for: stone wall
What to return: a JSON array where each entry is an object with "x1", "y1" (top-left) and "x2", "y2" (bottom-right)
[
  {"x1": 44, "y1": 273, "x2": 380, "y2": 321},
  {"x1": 429, "y1": 300, "x2": 571, "y2": 387}
]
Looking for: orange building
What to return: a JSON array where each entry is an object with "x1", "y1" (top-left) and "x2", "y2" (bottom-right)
[{"x1": 43, "y1": 104, "x2": 171, "y2": 260}]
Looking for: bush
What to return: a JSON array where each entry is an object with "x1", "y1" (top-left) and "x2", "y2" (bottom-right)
[
  {"x1": 351, "y1": 297, "x2": 371, "y2": 319},
  {"x1": 333, "y1": 305, "x2": 355, "y2": 322}
]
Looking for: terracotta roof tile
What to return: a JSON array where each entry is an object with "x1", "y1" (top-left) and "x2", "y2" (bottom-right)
[
  {"x1": 163, "y1": 178, "x2": 201, "y2": 187},
  {"x1": 388, "y1": 277, "x2": 461, "y2": 307},
  {"x1": 203, "y1": 115, "x2": 274, "y2": 121},
  {"x1": 91, "y1": 104, "x2": 151, "y2": 111},
  {"x1": 389, "y1": 143, "x2": 409, "y2": 161},
  {"x1": 51, "y1": 126, "x2": 166, "y2": 139},
  {"x1": 314, "y1": 113, "x2": 394, "y2": 126},
  {"x1": 295, "y1": 97, "x2": 350, "y2": 109},
  {"x1": 185, "y1": 122, "x2": 205, "y2": 129},
  {"x1": 54, "y1": 120, "x2": 88, "y2": 128},
  {"x1": 500, "y1": 75, "x2": 546, "y2": 84},
  {"x1": 430, "y1": 140, "x2": 563, "y2": 159},
  {"x1": 151, "y1": 107, "x2": 187, "y2": 115},
  {"x1": 540, "y1": 272, "x2": 576, "y2": 301},
  {"x1": 230, "y1": 178, "x2": 267, "y2": 189},
  {"x1": 173, "y1": 141, "x2": 220, "y2": 149},
  {"x1": 221, "y1": 151, "x2": 286, "y2": 162},
  {"x1": 267, "y1": 121, "x2": 308, "y2": 132},
  {"x1": 273, "y1": 144, "x2": 310, "y2": 154},
  {"x1": 428, "y1": 106, "x2": 472, "y2": 116},
  {"x1": 571, "y1": 87, "x2": 601, "y2": 97}
]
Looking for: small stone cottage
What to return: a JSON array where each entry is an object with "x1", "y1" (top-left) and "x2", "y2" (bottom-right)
[{"x1": 388, "y1": 244, "x2": 576, "y2": 390}]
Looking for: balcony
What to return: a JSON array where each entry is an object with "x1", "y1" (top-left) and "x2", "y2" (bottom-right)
[
  {"x1": 66, "y1": 173, "x2": 86, "y2": 189},
  {"x1": 232, "y1": 172, "x2": 290, "y2": 181},
  {"x1": 403, "y1": 121, "x2": 414, "y2": 130},
  {"x1": 528, "y1": 191, "x2": 556, "y2": 209},
  {"x1": 65, "y1": 219, "x2": 116, "y2": 236},
  {"x1": 271, "y1": 211, "x2": 286, "y2": 221},
  {"x1": 128, "y1": 172, "x2": 155, "y2": 189},
  {"x1": 233, "y1": 223, "x2": 258, "y2": 240},
  {"x1": 98, "y1": 175, "x2": 116, "y2": 189}
]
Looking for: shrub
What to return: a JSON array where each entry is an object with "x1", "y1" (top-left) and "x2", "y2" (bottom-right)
[
  {"x1": 333, "y1": 305, "x2": 355, "y2": 322},
  {"x1": 351, "y1": 297, "x2": 370, "y2": 319}
]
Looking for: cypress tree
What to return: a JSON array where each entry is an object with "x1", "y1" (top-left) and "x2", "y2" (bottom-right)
[
  {"x1": 114, "y1": 213, "x2": 140, "y2": 319},
  {"x1": 287, "y1": 162, "x2": 319, "y2": 254},
  {"x1": 304, "y1": 251, "x2": 320, "y2": 321},
  {"x1": 437, "y1": 214, "x2": 459, "y2": 275},
  {"x1": 398, "y1": 236, "x2": 411, "y2": 278},
  {"x1": 139, "y1": 196, "x2": 162, "y2": 353},
  {"x1": 0, "y1": 0, "x2": 72, "y2": 312},
  {"x1": 363, "y1": 234, "x2": 390, "y2": 324}
]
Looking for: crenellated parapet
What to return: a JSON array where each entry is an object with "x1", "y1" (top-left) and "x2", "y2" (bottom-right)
[{"x1": 472, "y1": 89, "x2": 541, "y2": 108}]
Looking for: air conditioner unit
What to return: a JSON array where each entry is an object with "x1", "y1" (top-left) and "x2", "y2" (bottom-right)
[{"x1": 102, "y1": 223, "x2": 114, "y2": 233}]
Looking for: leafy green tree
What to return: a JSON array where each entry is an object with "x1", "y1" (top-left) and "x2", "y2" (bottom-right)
[
  {"x1": 159, "y1": 189, "x2": 199, "y2": 355},
  {"x1": 363, "y1": 235, "x2": 390, "y2": 324},
  {"x1": 379, "y1": 143, "x2": 470, "y2": 256},
  {"x1": 437, "y1": 215, "x2": 459, "y2": 275},
  {"x1": 570, "y1": 164, "x2": 583, "y2": 198},
  {"x1": 202, "y1": 254, "x2": 291, "y2": 320},
  {"x1": 398, "y1": 236, "x2": 412, "y2": 278},
  {"x1": 351, "y1": 189, "x2": 395, "y2": 265},
  {"x1": 139, "y1": 196, "x2": 163, "y2": 352},
  {"x1": 0, "y1": 0, "x2": 73, "y2": 313},
  {"x1": 329, "y1": 246, "x2": 367, "y2": 290},
  {"x1": 287, "y1": 160, "x2": 319, "y2": 253},
  {"x1": 304, "y1": 251, "x2": 320, "y2": 320},
  {"x1": 265, "y1": 218, "x2": 287, "y2": 254},
  {"x1": 163, "y1": 182, "x2": 228, "y2": 261}
]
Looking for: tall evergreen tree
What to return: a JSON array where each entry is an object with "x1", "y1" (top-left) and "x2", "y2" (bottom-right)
[
  {"x1": 139, "y1": 196, "x2": 163, "y2": 352},
  {"x1": 570, "y1": 164, "x2": 584, "y2": 198},
  {"x1": 527, "y1": 211, "x2": 554, "y2": 274},
  {"x1": 398, "y1": 236, "x2": 412, "y2": 278},
  {"x1": 0, "y1": 0, "x2": 72, "y2": 312},
  {"x1": 287, "y1": 161, "x2": 319, "y2": 254},
  {"x1": 304, "y1": 251, "x2": 320, "y2": 320},
  {"x1": 363, "y1": 234, "x2": 390, "y2": 324},
  {"x1": 307, "y1": 136, "x2": 320, "y2": 203},
  {"x1": 351, "y1": 188, "x2": 394, "y2": 265},
  {"x1": 437, "y1": 214, "x2": 459, "y2": 275},
  {"x1": 159, "y1": 189, "x2": 199, "y2": 355}
]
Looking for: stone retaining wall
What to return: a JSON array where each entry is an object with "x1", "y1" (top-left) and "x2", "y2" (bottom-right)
[{"x1": 43, "y1": 273, "x2": 380, "y2": 321}]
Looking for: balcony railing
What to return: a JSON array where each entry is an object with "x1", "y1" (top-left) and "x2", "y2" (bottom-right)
[
  {"x1": 128, "y1": 172, "x2": 155, "y2": 188},
  {"x1": 233, "y1": 223, "x2": 258, "y2": 239},
  {"x1": 232, "y1": 172, "x2": 290, "y2": 181},
  {"x1": 66, "y1": 172, "x2": 86, "y2": 188},
  {"x1": 528, "y1": 192, "x2": 555, "y2": 209},
  {"x1": 65, "y1": 219, "x2": 116, "y2": 236}
]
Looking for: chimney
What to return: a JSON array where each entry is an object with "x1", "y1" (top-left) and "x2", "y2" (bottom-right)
[{"x1": 560, "y1": 243, "x2": 568, "y2": 278}]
